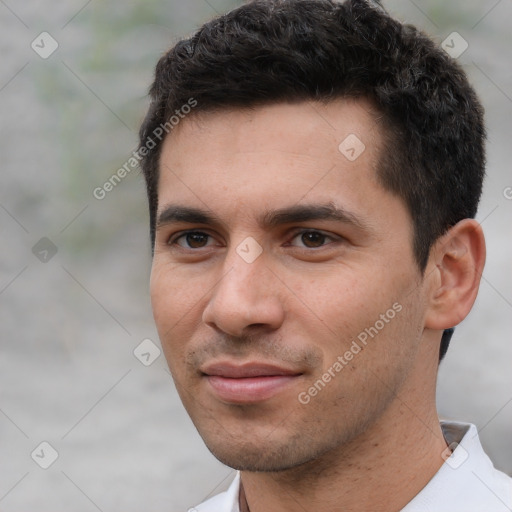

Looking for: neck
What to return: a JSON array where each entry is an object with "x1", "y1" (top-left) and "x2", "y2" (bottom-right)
[{"x1": 240, "y1": 391, "x2": 448, "y2": 512}]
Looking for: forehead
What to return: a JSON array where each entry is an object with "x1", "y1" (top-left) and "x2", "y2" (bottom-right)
[
  {"x1": 160, "y1": 98, "x2": 382, "y2": 166},
  {"x1": 156, "y1": 99, "x2": 392, "y2": 224}
]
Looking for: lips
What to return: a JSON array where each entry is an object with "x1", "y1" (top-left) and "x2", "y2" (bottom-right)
[
  {"x1": 202, "y1": 362, "x2": 301, "y2": 378},
  {"x1": 201, "y1": 361, "x2": 303, "y2": 403}
]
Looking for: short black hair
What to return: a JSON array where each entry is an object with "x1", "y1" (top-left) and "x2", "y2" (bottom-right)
[{"x1": 138, "y1": 0, "x2": 486, "y2": 361}]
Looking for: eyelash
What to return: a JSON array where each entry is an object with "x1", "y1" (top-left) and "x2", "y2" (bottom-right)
[{"x1": 167, "y1": 229, "x2": 339, "y2": 250}]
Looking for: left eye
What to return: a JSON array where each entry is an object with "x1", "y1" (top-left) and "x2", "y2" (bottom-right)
[
  {"x1": 289, "y1": 230, "x2": 336, "y2": 248},
  {"x1": 171, "y1": 231, "x2": 216, "y2": 249}
]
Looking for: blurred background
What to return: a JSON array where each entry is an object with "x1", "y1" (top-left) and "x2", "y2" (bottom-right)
[{"x1": 0, "y1": 0, "x2": 510, "y2": 510}]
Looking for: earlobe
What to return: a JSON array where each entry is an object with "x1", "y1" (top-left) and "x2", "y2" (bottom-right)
[{"x1": 424, "y1": 219, "x2": 486, "y2": 330}]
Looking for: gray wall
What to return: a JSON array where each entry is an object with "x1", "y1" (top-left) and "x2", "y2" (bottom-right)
[{"x1": 1, "y1": 1, "x2": 510, "y2": 510}]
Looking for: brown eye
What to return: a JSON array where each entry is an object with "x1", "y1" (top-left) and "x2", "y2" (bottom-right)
[
  {"x1": 171, "y1": 231, "x2": 214, "y2": 249},
  {"x1": 290, "y1": 230, "x2": 335, "y2": 248},
  {"x1": 301, "y1": 231, "x2": 327, "y2": 248}
]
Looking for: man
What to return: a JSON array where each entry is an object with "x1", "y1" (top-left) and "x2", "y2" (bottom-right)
[{"x1": 138, "y1": 0, "x2": 512, "y2": 510}]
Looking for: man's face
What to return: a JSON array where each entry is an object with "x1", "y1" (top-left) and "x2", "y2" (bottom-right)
[{"x1": 150, "y1": 99, "x2": 430, "y2": 471}]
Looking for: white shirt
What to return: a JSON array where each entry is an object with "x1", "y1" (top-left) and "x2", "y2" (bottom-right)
[{"x1": 190, "y1": 421, "x2": 512, "y2": 512}]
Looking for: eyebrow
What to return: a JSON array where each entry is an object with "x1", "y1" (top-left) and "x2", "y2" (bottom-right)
[{"x1": 156, "y1": 202, "x2": 370, "y2": 232}]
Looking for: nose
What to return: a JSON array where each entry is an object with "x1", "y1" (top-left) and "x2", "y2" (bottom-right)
[{"x1": 202, "y1": 248, "x2": 285, "y2": 337}]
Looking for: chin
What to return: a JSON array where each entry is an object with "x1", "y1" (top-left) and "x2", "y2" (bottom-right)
[
  {"x1": 201, "y1": 430, "x2": 329, "y2": 473},
  {"x1": 207, "y1": 447, "x2": 304, "y2": 472}
]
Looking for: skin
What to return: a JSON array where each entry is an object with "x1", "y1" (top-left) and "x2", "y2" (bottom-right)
[{"x1": 150, "y1": 99, "x2": 486, "y2": 512}]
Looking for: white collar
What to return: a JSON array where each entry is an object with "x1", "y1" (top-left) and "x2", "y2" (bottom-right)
[{"x1": 402, "y1": 421, "x2": 512, "y2": 511}]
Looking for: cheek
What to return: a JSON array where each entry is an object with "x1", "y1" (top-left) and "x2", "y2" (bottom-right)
[
  {"x1": 291, "y1": 267, "x2": 418, "y2": 365},
  {"x1": 149, "y1": 262, "x2": 201, "y2": 363},
  {"x1": 150, "y1": 261, "x2": 200, "y2": 321},
  {"x1": 150, "y1": 264, "x2": 174, "y2": 329},
  {"x1": 287, "y1": 269, "x2": 383, "y2": 334}
]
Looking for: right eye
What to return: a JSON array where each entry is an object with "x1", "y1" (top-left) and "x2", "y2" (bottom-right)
[{"x1": 168, "y1": 231, "x2": 218, "y2": 249}]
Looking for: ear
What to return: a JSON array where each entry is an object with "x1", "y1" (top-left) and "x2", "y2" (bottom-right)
[{"x1": 424, "y1": 219, "x2": 486, "y2": 330}]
